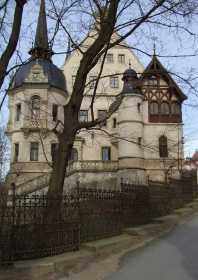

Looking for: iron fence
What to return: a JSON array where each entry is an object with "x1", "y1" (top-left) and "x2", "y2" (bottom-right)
[{"x1": 0, "y1": 175, "x2": 197, "y2": 264}]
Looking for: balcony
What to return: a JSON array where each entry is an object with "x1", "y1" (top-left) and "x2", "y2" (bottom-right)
[
  {"x1": 22, "y1": 118, "x2": 48, "y2": 131},
  {"x1": 67, "y1": 160, "x2": 118, "y2": 175}
]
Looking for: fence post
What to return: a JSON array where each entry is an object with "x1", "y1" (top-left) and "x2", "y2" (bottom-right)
[
  {"x1": 76, "y1": 180, "x2": 80, "y2": 248},
  {"x1": 11, "y1": 183, "x2": 16, "y2": 225},
  {"x1": 9, "y1": 182, "x2": 16, "y2": 263}
]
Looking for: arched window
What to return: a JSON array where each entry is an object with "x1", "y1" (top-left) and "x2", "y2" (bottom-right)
[
  {"x1": 31, "y1": 95, "x2": 40, "y2": 119},
  {"x1": 171, "y1": 102, "x2": 181, "y2": 115},
  {"x1": 69, "y1": 148, "x2": 78, "y2": 162},
  {"x1": 159, "y1": 135, "x2": 168, "y2": 158},
  {"x1": 161, "y1": 102, "x2": 170, "y2": 115},
  {"x1": 150, "y1": 102, "x2": 159, "y2": 115}
]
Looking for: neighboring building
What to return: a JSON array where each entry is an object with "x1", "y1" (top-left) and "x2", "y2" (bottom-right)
[
  {"x1": 6, "y1": 0, "x2": 187, "y2": 194},
  {"x1": 184, "y1": 151, "x2": 198, "y2": 170}
]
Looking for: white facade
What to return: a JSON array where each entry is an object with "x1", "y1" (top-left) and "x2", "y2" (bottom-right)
[{"x1": 6, "y1": 13, "x2": 186, "y2": 193}]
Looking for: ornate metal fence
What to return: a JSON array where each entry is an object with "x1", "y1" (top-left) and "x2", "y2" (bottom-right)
[
  {"x1": 79, "y1": 187, "x2": 123, "y2": 242},
  {"x1": 0, "y1": 193, "x2": 80, "y2": 264},
  {"x1": 0, "y1": 175, "x2": 197, "y2": 264}
]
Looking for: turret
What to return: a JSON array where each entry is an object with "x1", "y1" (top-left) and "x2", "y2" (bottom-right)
[
  {"x1": 6, "y1": 0, "x2": 67, "y2": 188},
  {"x1": 117, "y1": 66, "x2": 146, "y2": 184}
]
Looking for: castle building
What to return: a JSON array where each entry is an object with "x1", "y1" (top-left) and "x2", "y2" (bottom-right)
[{"x1": 6, "y1": 0, "x2": 187, "y2": 194}]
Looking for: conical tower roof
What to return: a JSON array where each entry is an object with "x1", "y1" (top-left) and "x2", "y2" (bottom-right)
[
  {"x1": 29, "y1": 0, "x2": 53, "y2": 60},
  {"x1": 35, "y1": 0, "x2": 49, "y2": 49}
]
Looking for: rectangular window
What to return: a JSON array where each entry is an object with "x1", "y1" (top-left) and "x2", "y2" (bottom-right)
[
  {"x1": 98, "y1": 110, "x2": 107, "y2": 126},
  {"x1": 79, "y1": 110, "x2": 88, "y2": 122},
  {"x1": 51, "y1": 143, "x2": 58, "y2": 162},
  {"x1": 52, "y1": 104, "x2": 58, "y2": 122},
  {"x1": 106, "y1": 53, "x2": 114, "y2": 63},
  {"x1": 16, "y1": 104, "x2": 21, "y2": 121},
  {"x1": 118, "y1": 54, "x2": 125, "y2": 64},
  {"x1": 72, "y1": 75, "x2": 76, "y2": 87},
  {"x1": 102, "y1": 147, "x2": 111, "y2": 161},
  {"x1": 137, "y1": 103, "x2": 141, "y2": 113},
  {"x1": 14, "y1": 143, "x2": 19, "y2": 162},
  {"x1": 138, "y1": 137, "x2": 142, "y2": 146},
  {"x1": 89, "y1": 75, "x2": 97, "y2": 89},
  {"x1": 30, "y1": 142, "x2": 39, "y2": 161},
  {"x1": 113, "y1": 118, "x2": 117, "y2": 128},
  {"x1": 110, "y1": 76, "x2": 119, "y2": 88}
]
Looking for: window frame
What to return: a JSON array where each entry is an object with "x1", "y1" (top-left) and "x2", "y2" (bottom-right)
[
  {"x1": 89, "y1": 75, "x2": 97, "y2": 89},
  {"x1": 148, "y1": 75, "x2": 158, "y2": 86},
  {"x1": 52, "y1": 104, "x2": 58, "y2": 122},
  {"x1": 159, "y1": 135, "x2": 168, "y2": 158},
  {"x1": 16, "y1": 104, "x2": 21, "y2": 121},
  {"x1": 14, "y1": 143, "x2": 19, "y2": 162},
  {"x1": 72, "y1": 75, "x2": 76, "y2": 87},
  {"x1": 31, "y1": 95, "x2": 40, "y2": 120},
  {"x1": 171, "y1": 102, "x2": 181, "y2": 115},
  {"x1": 30, "y1": 142, "x2": 39, "y2": 161},
  {"x1": 160, "y1": 102, "x2": 170, "y2": 115},
  {"x1": 110, "y1": 76, "x2": 119, "y2": 89},
  {"x1": 106, "y1": 53, "x2": 114, "y2": 63},
  {"x1": 69, "y1": 148, "x2": 78, "y2": 162},
  {"x1": 118, "y1": 54, "x2": 125, "y2": 64},
  {"x1": 101, "y1": 146, "x2": 111, "y2": 161},
  {"x1": 113, "y1": 118, "x2": 117, "y2": 128},
  {"x1": 98, "y1": 110, "x2": 107, "y2": 126},
  {"x1": 79, "y1": 110, "x2": 88, "y2": 122},
  {"x1": 150, "y1": 102, "x2": 159, "y2": 115}
]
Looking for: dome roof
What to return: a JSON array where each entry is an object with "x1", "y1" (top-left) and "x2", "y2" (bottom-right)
[
  {"x1": 12, "y1": 59, "x2": 66, "y2": 92},
  {"x1": 122, "y1": 68, "x2": 138, "y2": 80},
  {"x1": 121, "y1": 66, "x2": 142, "y2": 95}
]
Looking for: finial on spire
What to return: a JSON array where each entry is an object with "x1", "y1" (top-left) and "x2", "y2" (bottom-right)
[
  {"x1": 29, "y1": 0, "x2": 53, "y2": 60},
  {"x1": 66, "y1": 36, "x2": 71, "y2": 60},
  {"x1": 151, "y1": 36, "x2": 157, "y2": 57},
  {"x1": 153, "y1": 41, "x2": 156, "y2": 56}
]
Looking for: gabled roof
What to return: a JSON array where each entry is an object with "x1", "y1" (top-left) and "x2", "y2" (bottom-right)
[{"x1": 141, "y1": 55, "x2": 187, "y2": 101}]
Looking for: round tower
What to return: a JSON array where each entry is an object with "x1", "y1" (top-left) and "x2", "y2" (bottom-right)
[
  {"x1": 117, "y1": 66, "x2": 146, "y2": 184},
  {"x1": 6, "y1": 0, "x2": 67, "y2": 189}
]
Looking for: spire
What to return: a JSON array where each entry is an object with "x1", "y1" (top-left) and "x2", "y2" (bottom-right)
[{"x1": 29, "y1": 0, "x2": 53, "y2": 60}]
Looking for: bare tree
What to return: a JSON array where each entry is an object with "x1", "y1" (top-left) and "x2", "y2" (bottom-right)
[
  {"x1": 0, "y1": 0, "x2": 27, "y2": 95},
  {"x1": 46, "y1": 0, "x2": 198, "y2": 199},
  {"x1": 0, "y1": 126, "x2": 9, "y2": 184}
]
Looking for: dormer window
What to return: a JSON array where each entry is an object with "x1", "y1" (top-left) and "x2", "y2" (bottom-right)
[
  {"x1": 31, "y1": 95, "x2": 40, "y2": 119},
  {"x1": 148, "y1": 75, "x2": 158, "y2": 86}
]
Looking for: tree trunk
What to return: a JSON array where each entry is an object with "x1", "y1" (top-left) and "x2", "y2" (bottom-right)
[
  {"x1": 48, "y1": 133, "x2": 76, "y2": 195},
  {"x1": 46, "y1": 120, "x2": 77, "y2": 221}
]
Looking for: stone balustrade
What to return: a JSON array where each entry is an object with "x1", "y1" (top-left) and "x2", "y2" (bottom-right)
[{"x1": 67, "y1": 160, "x2": 118, "y2": 175}]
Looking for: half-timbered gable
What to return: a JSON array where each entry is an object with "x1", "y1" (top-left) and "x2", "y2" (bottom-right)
[{"x1": 141, "y1": 55, "x2": 187, "y2": 123}]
